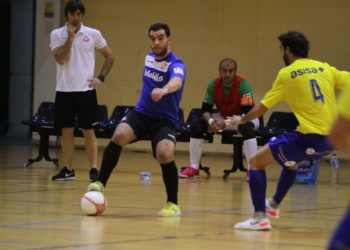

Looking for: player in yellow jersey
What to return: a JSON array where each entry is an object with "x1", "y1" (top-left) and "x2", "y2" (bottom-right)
[
  {"x1": 327, "y1": 85, "x2": 350, "y2": 249},
  {"x1": 225, "y1": 31, "x2": 350, "y2": 230}
]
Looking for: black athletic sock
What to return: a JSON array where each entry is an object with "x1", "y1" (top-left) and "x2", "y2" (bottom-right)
[
  {"x1": 99, "y1": 141, "x2": 123, "y2": 187},
  {"x1": 160, "y1": 161, "x2": 178, "y2": 205}
]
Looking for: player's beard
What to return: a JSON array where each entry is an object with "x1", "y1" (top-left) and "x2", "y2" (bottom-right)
[
  {"x1": 283, "y1": 52, "x2": 290, "y2": 66},
  {"x1": 152, "y1": 43, "x2": 168, "y2": 58},
  {"x1": 222, "y1": 76, "x2": 234, "y2": 86}
]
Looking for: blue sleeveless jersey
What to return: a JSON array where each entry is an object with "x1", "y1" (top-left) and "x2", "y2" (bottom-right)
[{"x1": 134, "y1": 51, "x2": 186, "y2": 126}]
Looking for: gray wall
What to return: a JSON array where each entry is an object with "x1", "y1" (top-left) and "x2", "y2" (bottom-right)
[
  {"x1": 6, "y1": 0, "x2": 62, "y2": 141},
  {"x1": 7, "y1": 0, "x2": 34, "y2": 137},
  {"x1": 33, "y1": 0, "x2": 62, "y2": 112},
  {"x1": 32, "y1": 0, "x2": 62, "y2": 144}
]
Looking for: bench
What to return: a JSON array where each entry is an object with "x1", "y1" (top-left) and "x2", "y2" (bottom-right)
[
  {"x1": 178, "y1": 108, "x2": 266, "y2": 178},
  {"x1": 260, "y1": 111, "x2": 299, "y2": 137},
  {"x1": 220, "y1": 112, "x2": 299, "y2": 179},
  {"x1": 176, "y1": 108, "x2": 216, "y2": 175},
  {"x1": 220, "y1": 116, "x2": 266, "y2": 179},
  {"x1": 21, "y1": 102, "x2": 59, "y2": 167},
  {"x1": 178, "y1": 108, "x2": 299, "y2": 179},
  {"x1": 21, "y1": 102, "x2": 187, "y2": 168},
  {"x1": 177, "y1": 108, "x2": 215, "y2": 144},
  {"x1": 21, "y1": 102, "x2": 110, "y2": 168},
  {"x1": 21, "y1": 102, "x2": 299, "y2": 177}
]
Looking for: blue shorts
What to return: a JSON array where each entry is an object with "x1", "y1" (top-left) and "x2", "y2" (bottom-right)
[{"x1": 269, "y1": 131, "x2": 333, "y2": 167}]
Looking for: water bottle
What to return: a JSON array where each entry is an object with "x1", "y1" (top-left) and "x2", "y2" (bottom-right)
[
  {"x1": 330, "y1": 154, "x2": 339, "y2": 186},
  {"x1": 294, "y1": 159, "x2": 320, "y2": 185},
  {"x1": 139, "y1": 171, "x2": 152, "y2": 181}
]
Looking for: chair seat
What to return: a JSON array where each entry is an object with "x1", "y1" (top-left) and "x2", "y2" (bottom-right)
[{"x1": 21, "y1": 102, "x2": 55, "y2": 127}]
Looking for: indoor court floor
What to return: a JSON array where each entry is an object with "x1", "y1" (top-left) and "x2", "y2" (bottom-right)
[{"x1": 0, "y1": 140, "x2": 348, "y2": 250}]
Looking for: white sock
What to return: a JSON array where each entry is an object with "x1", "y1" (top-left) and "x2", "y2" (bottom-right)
[
  {"x1": 189, "y1": 138, "x2": 204, "y2": 170},
  {"x1": 243, "y1": 138, "x2": 257, "y2": 170}
]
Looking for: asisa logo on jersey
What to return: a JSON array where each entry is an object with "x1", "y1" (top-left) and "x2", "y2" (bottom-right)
[
  {"x1": 144, "y1": 70, "x2": 163, "y2": 82},
  {"x1": 290, "y1": 67, "x2": 318, "y2": 78}
]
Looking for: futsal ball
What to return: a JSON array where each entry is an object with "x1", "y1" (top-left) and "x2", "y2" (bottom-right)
[{"x1": 81, "y1": 191, "x2": 107, "y2": 216}]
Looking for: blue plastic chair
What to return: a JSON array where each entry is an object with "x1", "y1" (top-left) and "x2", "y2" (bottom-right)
[
  {"x1": 21, "y1": 102, "x2": 55, "y2": 127},
  {"x1": 21, "y1": 102, "x2": 57, "y2": 168},
  {"x1": 177, "y1": 108, "x2": 201, "y2": 133},
  {"x1": 96, "y1": 104, "x2": 109, "y2": 128},
  {"x1": 178, "y1": 108, "x2": 216, "y2": 141},
  {"x1": 100, "y1": 105, "x2": 134, "y2": 130},
  {"x1": 262, "y1": 111, "x2": 299, "y2": 137},
  {"x1": 22, "y1": 102, "x2": 109, "y2": 168},
  {"x1": 177, "y1": 108, "x2": 185, "y2": 129}
]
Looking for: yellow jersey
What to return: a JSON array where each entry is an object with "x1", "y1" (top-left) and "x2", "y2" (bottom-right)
[
  {"x1": 261, "y1": 58, "x2": 350, "y2": 135},
  {"x1": 337, "y1": 85, "x2": 350, "y2": 122}
]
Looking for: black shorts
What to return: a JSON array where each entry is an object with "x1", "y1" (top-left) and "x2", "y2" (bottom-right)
[
  {"x1": 54, "y1": 90, "x2": 98, "y2": 129},
  {"x1": 121, "y1": 110, "x2": 178, "y2": 157}
]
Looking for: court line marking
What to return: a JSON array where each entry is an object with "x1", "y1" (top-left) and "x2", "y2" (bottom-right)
[{"x1": 2, "y1": 203, "x2": 346, "y2": 228}]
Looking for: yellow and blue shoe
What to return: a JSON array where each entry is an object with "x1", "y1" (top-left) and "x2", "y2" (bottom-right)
[
  {"x1": 87, "y1": 181, "x2": 105, "y2": 194},
  {"x1": 158, "y1": 202, "x2": 181, "y2": 217}
]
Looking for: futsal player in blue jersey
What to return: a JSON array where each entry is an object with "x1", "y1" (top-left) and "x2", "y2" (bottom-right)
[
  {"x1": 226, "y1": 31, "x2": 350, "y2": 230},
  {"x1": 327, "y1": 85, "x2": 350, "y2": 249},
  {"x1": 88, "y1": 23, "x2": 186, "y2": 216}
]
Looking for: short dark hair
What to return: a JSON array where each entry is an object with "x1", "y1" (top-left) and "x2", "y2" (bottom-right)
[
  {"x1": 148, "y1": 23, "x2": 171, "y2": 37},
  {"x1": 65, "y1": 0, "x2": 85, "y2": 17},
  {"x1": 219, "y1": 58, "x2": 237, "y2": 71},
  {"x1": 278, "y1": 31, "x2": 310, "y2": 58}
]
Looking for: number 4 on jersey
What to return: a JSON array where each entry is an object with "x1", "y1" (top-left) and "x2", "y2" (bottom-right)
[{"x1": 310, "y1": 79, "x2": 325, "y2": 104}]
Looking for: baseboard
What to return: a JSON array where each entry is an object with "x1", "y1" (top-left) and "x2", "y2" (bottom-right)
[{"x1": 32, "y1": 134, "x2": 61, "y2": 147}]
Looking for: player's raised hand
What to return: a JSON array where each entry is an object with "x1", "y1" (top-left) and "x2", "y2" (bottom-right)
[
  {"x1": 66, "y1": 24, "x2": 76, "y2": 39},
  {"x1": 151, "y1": 88, "x2": 167, "y2": 102}
]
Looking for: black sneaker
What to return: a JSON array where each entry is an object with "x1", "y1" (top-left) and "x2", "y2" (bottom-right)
[
  {"x1": 89, "y1": 168, "x2": 99, "y2": 182},
  {"x1": 52, "y1": 166, "x2": 75, "y2": 181}
]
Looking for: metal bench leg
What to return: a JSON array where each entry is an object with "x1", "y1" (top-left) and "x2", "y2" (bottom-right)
[
  {"x1": 223, "y1": 137, "x2": 246, "y2": 179},
  {"x1": 24, "y1": 128, "x2": 59, "y2": 168},
  {"x1": 235, "y1": 138, "x2": 247, "y2": 172},
  {"x1": 199, "y1": 161, "x2": 211, "y2": 176}
]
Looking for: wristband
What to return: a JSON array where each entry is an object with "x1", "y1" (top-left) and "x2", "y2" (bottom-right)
[
  {"x1": 208, "y1": 118, "x2": 214, "y2": 125},
  {"x1": 97, "y1": 74, "x2": 105, "y2": 82}
]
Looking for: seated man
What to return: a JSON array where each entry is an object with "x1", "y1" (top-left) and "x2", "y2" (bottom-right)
[{"x1": 178, "y1": 58, "x2": 259, "y2": 180}]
